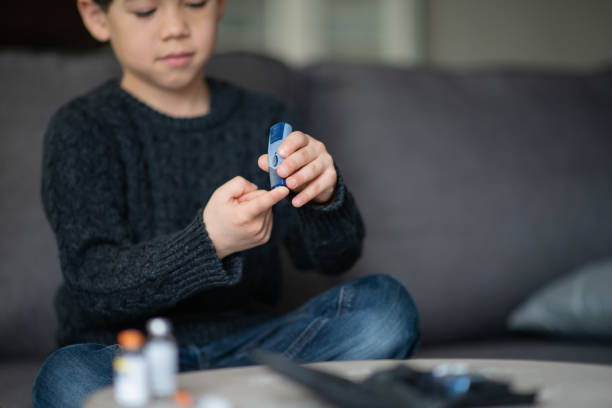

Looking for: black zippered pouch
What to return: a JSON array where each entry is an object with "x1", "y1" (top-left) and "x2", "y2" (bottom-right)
[{"x1": 252, "y1": 351, "x2": 536, "y2": 408}]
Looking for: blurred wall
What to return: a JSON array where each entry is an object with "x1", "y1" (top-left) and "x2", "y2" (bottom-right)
[
  {"x1": 2, "y1": 0, "x2": 612, "y2": 69},
  {"x1": 427, "y1": 0, "x2": 612, "y2": 69},
  {"x1": 217, "y1": 0, "x2": 425, "y2": 66}
]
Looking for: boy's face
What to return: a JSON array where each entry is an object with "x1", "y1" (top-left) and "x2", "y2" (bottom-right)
[{"x1": 79, "y1": 0, "x2": 226, "y2": 92}]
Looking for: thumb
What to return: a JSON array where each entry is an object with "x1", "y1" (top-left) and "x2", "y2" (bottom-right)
[
  {"x1": 258, "y1": 154, "x2": 269, "y2": 173},
  {"x1": 219, "y1": 176, "x2": 258, "y2": 200}
]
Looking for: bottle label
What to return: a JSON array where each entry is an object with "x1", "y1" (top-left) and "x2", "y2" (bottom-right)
[
  {"x1": 145, "y1": 341, "x2": 178, "y2": 397},
  {"x1": 114, "y1": 355, "x2": 149, "y2": 406}
]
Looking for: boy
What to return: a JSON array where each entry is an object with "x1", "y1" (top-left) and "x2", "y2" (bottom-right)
[{"x1": 32, "y1": 0, "x2": 420, "y2": 406}]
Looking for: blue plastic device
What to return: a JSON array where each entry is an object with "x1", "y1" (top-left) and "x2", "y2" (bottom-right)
[{"x1": 268, "y1": 122, "x2": 292, "y2": 189}]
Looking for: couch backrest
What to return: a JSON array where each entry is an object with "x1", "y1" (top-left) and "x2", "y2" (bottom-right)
[
  {"x1": 299, "y1": 63, "x2": 612, "y2": 343},
  {"x1": 2, "y1": 50, "x2": 611, "y2": 358}
]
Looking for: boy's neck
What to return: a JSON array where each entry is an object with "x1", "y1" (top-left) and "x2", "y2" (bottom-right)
[{"x1": 120, "y1": 72, "x2": 211, "y2": 118}]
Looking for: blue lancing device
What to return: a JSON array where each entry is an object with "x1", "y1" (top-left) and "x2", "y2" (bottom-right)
[{"x1": 268, "y1": 122, "x2": 292, "y2": 189}]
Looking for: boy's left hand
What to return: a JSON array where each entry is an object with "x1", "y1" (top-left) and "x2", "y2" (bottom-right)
[{"x1": 258, "y1": 131, "x2": 337, "y2": 208}]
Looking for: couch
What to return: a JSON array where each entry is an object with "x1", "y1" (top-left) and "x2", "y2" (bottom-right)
[{"x1": 1, "y1": 48, "x2": 611, "y2": 408}]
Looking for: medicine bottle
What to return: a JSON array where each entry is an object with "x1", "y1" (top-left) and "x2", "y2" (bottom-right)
[
  {"x1": 144, "y1": 317, "x2": 178, "y2": 397},
  {"x1": 113, "y1": 329, "x2": 150, "y2": 407}
]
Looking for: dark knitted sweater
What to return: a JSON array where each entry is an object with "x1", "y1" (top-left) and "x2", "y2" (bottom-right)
[{"x1": 41, "y1": 78, "x2": 365, "y2": 348}]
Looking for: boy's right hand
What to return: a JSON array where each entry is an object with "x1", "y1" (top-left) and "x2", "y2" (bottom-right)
[{"x1": 203, "y1": 176, "x2": 289, "y2": 260}]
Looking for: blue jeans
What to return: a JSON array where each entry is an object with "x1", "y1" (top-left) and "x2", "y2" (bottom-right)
[{"x1": 32, "y1": 274, "x2": 420, "y2": 408}]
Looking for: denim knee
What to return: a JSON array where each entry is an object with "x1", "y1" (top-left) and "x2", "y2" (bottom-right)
[
  {"x1": 32, "y1": 343, "x2": 116, "y2": 408},
  {"x1": 348, "y1": 274, "x2": 420, "y2": 359}
]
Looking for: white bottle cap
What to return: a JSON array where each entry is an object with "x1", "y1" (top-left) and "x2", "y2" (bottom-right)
[{"x1": 147, "y1": 317, "x2": 172, "y2": 337}]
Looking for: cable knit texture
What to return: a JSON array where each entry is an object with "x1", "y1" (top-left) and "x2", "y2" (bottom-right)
[{"x1": 41, "y1": 78, "x2": 365, "y2": 348}]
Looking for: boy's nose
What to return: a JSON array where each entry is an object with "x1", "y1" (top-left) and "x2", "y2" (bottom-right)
[{"x1": 160, "y1": 9, "x2": 190, "y2": 40}]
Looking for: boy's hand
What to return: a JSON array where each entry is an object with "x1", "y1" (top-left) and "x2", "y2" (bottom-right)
[
  {"x1": 258, "y1": 132, "x2": 337, "y2": 208},
  {"x1": 203, "y1": 176, "x2": 289, "y2": 259}
]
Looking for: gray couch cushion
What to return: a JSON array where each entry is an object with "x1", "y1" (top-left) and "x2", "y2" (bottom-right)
[
  {"x1": 207, "y1": 52, "x2": 301, "y2": 109},
  {"x1": 508, "y1": 257, "x2": 612, "y2": 339},
  {"x1": 0, "y1": 48, "x2": 120, "y2": 359},
  {"x1": 300, "y1": 63, "x2": 612, "y2": 343}
]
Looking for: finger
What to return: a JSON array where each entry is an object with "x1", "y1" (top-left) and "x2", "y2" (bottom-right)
[
  {"x1": 237, "y1": 189, "x2": 267, "y2": 204},
  {"x1": 276, "y1": 141, "x2": 321, "y2": 179},
  {"x1": 243, "y1": 186, "x2": 289, "y2": 217},
  {"x1": 221, "y1": 176, "x2": 258, "y2": 200},
  {"x1": 258, "y1": 154, "x2": 269, "y2": 173},
  {"x1": 285, "y1": 154, "x2": 329, "y2": 190},
  {"x1": 278, "y1": 131, "x2": 309, "y2": 159},
  {"x1": 292, "y1": 169, "x2": 336, "y2": 208}
]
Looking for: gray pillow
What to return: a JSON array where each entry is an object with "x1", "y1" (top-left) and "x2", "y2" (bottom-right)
[{"x1": 508, "y1": 258, "x2": 612, "y2": 339}]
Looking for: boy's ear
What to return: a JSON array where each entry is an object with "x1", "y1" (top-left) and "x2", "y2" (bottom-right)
[
  {"x1": 77, "y1": 0, "x2": 111, "y2": 42},
  {"x1": 216, "y1": 0, "x2": 228, "y2": 21}
]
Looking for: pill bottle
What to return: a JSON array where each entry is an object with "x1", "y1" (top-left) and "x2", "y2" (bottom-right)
[
  {"x1": 113, "y1": 329, "x2": 149, "y2": 407},
  {"x1": 144, "y1": 317, "x2": 178, "y2": 397}
]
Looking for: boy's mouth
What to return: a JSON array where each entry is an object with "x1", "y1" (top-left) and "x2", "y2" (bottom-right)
[{"x1": 158, "y1": 52, "x2": 195, "y2": 67}]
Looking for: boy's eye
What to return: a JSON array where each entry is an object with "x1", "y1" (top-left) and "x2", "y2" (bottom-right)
[
  {"x1": 134, "y1": 9, "x2": 156, "y2": 17},
  {"x1": 186, "y1": 0, "x2": 208, "y2": 8}
]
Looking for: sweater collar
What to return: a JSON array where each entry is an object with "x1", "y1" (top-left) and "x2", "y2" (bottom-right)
[{"x1": 112, "y1": 77, "x2": 241, "y2": 130}]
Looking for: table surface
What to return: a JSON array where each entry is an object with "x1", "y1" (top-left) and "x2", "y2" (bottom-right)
[{"x1": 85, "y1": 358, "x2": 612, "y2": 408}]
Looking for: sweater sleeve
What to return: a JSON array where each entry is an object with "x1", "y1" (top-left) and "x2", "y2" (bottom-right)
[
  {"x1": 41, "y1": 107, "x2": 242, "y2": 324},
  {"x1": 282, "y1": 165, "x2": 366, "y2": 275}
]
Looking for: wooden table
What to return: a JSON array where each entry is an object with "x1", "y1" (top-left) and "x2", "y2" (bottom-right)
[{"x1": 85, "y1": 358, "x2": 612, "y2": 407}]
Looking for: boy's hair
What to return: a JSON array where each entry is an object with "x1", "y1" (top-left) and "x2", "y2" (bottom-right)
[{"x1": 93, "y1": 0, "x2": 112, "y2": 11}]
